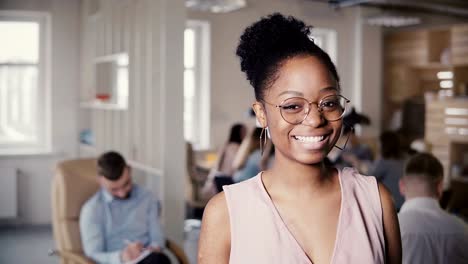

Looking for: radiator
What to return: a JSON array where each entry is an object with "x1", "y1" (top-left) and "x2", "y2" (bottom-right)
[{"x1": 0, "y1": 166, "x2": 17, "y2": 218}]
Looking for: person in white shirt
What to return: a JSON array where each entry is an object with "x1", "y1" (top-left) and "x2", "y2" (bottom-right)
[{"x1": 398, "y1": 153, "x2": 468, "y2": 264}]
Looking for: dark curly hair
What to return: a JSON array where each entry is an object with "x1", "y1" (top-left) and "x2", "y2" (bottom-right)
[{"x1": 236, "y1": 13, "x2": 340, "y2": 100}]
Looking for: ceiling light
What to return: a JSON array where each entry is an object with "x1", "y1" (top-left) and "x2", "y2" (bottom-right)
[
  {"x1": 437, "y1": 71, "x2": 453, "y2": 79},
  {"x1": 440, "y1": 80, "x2": 453, "y2": 89},
  {"x1": 366, "y1": 14, "x2": 421, "y2": 27},
  {"x1": 186, "y1": 0, "x2": 247, "y2": 13}
]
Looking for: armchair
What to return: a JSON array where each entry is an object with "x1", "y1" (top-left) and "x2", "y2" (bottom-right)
[{"x1": 51, "y1": 158, "x2": 188, "y2": 264}]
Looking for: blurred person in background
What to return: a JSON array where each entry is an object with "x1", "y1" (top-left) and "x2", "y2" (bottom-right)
[
  {"x1": 370, "y1": 131, "x2": 405, "y2": 211},
  {"x1": 200, "y1": 123, "x2": 247, "y2": 200},
  {"x1": 80, "y1": 151, "x2": 171, "y2": 264},
  {"x1": 329, "y1": 107, "x2": 374, "y2": 174},
  {"x1": 214, "y1": 127, "x2": 275, "y2": 191},
  {"x1": 399, "y1": 153, "x2": 468, "y2": 264},
  {"x1": 214, "y1": 123, "x2": 247, "y2": 177},
  {"x1": 232, "y1": 133, "x2": 275, "y2": 184}
]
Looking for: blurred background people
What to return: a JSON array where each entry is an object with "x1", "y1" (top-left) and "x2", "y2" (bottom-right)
[
  {"x1": 369, "y1": 131, "x2": 405, "y2": 211},
  {"x1": 214, "y1": 123, "x2": 247, "y2": 177},
  {"x1": 214, "y1": 127, "x2": 275, "y2": 191},
  {"x1": 231, "y1": 127, "x2": 274, "y2": 183},
  {"x1": 329, "y1": 107, "x2": 374, "y2": 174},
  {"x1": 200, "y1": 123, "x2": 246, "y2": 200},
  {"x1": 80, "y1": 151, "x2": 171, "y2": 264},
  {"x1": 399, "y1": 153, "x2": 468, "y2": 264}
]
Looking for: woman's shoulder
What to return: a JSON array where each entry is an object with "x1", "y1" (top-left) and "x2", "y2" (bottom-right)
[
  {"x1": 340, "y1": 167, "x2": 381, "y2": 206},
  {"x1": 224, "y1": 173, "x2": 261, "y2": 194},
  {"x1": 204, "y1": 191, "x2": 229, "y2": 219},
  {"x1": 341, "y1": 167, "x2": 377, "y2": 184},
  {"x1": 201, "y1": 174, "x2": 260, "y2": 239}
]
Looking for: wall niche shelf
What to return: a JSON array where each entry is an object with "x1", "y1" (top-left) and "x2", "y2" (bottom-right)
[
  {"x1": 80, "y1": 52, "x2": 129, "y2": 110},
  {"x1": 79, "y1": 101, "x2": 127, "y2": 110}
]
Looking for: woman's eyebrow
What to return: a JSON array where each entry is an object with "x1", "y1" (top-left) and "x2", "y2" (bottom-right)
[
  {"x1": 277, "y1": 90, "x2": 304, "y2": 97},
  {"x1": 319, "y1": 86, "x2": 339, "y2": 93},
  {"x1": 277, "y1": 87, "x2": 338, "y2": 97}
]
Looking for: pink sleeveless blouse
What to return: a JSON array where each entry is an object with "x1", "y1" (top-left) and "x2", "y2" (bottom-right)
[{"x1": 223, "y1": 167, "x2": 385, "y2": 263}]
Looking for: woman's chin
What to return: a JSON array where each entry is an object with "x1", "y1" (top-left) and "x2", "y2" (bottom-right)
[{"x1": 294, "y1": 152, "x2": 329, "y2": 166}]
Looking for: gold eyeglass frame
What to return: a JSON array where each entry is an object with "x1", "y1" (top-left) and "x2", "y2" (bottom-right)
[{"x1": 261, "y1": 94, "x2": 350, "y2": 125}]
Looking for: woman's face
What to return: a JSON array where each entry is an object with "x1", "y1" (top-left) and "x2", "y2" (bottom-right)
[{"x1": 253, "y1": 55, "x2": 343, "y2": 165}]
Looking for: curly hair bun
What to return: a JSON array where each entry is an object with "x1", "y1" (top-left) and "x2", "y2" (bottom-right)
[{"x1": 236, "y1": 13, "x2": 339, "y2": 100}]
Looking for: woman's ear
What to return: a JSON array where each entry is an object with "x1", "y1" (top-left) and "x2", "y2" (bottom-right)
[{"x1": 252, "y1": 102, "x2": 267, "y2": 128}]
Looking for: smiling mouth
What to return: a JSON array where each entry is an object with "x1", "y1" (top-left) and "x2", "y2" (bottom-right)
[{"x1": 293, "y1": 135, "x2": 326, "y2": 143}]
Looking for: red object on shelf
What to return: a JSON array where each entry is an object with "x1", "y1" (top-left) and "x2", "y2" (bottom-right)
[{"x1": 96, "y1": 93, "x2": 110, "y2": 101}]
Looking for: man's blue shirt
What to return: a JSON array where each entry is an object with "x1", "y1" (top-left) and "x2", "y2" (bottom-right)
[{"x1": 79, "y1": 184, "x2": 165, "y2": 264}]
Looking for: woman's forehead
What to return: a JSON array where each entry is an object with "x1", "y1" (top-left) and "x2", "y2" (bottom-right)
[{"x1": 266, "y1": 56, "x2": 338, "y2": 99}]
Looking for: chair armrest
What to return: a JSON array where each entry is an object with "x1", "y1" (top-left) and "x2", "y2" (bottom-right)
[{"x1": 56, "y1": 250, "x2": 94, "y2": 264}]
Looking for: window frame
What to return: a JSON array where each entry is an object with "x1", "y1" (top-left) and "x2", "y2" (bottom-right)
[
  {"x1": 310, "y1": 27, "x2": 338, "y2": 64},
  {"x1": 0, "y1": 11, "x2": 51, "y2": 155},
  {"x1": 184, "y1": 20, "x2": 211, "y2": 150}
]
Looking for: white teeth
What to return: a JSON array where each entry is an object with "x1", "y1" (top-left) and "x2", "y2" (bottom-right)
[{"x1": 294, "y1": 135, "x2": 324, "y2": 143}]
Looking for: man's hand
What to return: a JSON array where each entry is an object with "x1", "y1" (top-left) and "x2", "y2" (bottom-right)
[
  {"x1": 148, "y1": 245, "x2": 162, "y2": 253},
  {"x1": 121, "y1": 241, "x2": 143, "y2": 262}
]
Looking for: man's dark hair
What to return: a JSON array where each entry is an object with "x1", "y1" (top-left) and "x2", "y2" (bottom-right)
[
  {"x1": 97, "y1": 151, "x2": 127, "y2": 181},
  {"x1": 405, "y1": 153, "x2": 443, "y2": 187},
  {"x1": 236, "y1": 13, "x2": 340, "y2": 101},
  {"x1": 380, "y1": 131, "x2": 401, "y2": 159}
]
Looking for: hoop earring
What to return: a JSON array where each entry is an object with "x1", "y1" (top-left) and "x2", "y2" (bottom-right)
[
  {"x1": 334, "y1": 124, "x2": 353, "y2": 150},
  {"x1": 260, "y1": 127, "x2": 268, "y2": 156}
]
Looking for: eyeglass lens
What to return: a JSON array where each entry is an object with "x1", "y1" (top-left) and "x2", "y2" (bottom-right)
[{"x1": 279, "y1": 95, "x2": 347, "y2": 124}]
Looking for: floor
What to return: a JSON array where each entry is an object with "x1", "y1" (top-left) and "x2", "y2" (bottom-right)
[
  {"x1": 0, "y1": 221, "x2": 201, "y2": 264},
  {"x1": 0, "y1": 225, "x2": 59, "y2": 264}
]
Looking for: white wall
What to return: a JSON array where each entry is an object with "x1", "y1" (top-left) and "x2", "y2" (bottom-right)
[
  {"x1": 79, "y1": 0, "x2": 186, "y2": 243},
  {"x1": 0, "y1": 0, "x2": 80, "y2": 224},
  {"x1": 188, "y1": 0, "x2": 384, "y2": 149},
  {"x1": 353, "y1": 7, "x2": 383, "y2": 138}
]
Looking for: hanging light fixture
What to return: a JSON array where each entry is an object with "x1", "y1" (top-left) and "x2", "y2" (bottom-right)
[
  {"x1": 186, "y1": 0, "x2": 247, "y2": 13},
  {"x1": 366, "y1": 12, "x2": 421, "y2": 27}
]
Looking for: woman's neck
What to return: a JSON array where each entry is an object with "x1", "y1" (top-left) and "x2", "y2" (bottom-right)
[{"x1": 262, "y1": 155, "x2": 336, "y2": 198}]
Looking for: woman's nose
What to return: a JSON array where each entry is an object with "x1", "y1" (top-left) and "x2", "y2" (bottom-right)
[{"x1": 301, "y1": 105, "x2": 324, "y2": 127}]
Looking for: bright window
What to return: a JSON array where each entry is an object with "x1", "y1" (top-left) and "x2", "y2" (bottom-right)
[
  {"x1": 310, "y1": 28, "x2": 337, "y2": 64},
  {"x1": 0, "y1": 12, "x2": 50, "y2": 154},
  {"x1": 184, "y1": 20, "x2": 210, "y2": 149}
]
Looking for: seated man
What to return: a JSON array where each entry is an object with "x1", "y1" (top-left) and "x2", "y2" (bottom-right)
[
  {"x1": 79, "y1": 151, "x2": 171, "y2": 264},
  {"x1": 398, "y1": 153, "x2": 468, "y2": 264}
]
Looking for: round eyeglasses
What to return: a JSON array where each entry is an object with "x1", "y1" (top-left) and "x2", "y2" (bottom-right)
[{"x1": 262, "y1": 94, "x2": 350, "y2": 125}]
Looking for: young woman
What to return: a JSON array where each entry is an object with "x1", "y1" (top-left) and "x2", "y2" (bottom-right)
[
  {"x1": 198, "y1": 13, "x2": 401, "y2": 264},
  {"x1": 215, "y1": 123, "x2": 247, "y2": 177},
  {"x1": 200, "y1": 123, "x2": 246, "y2": 201}
]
